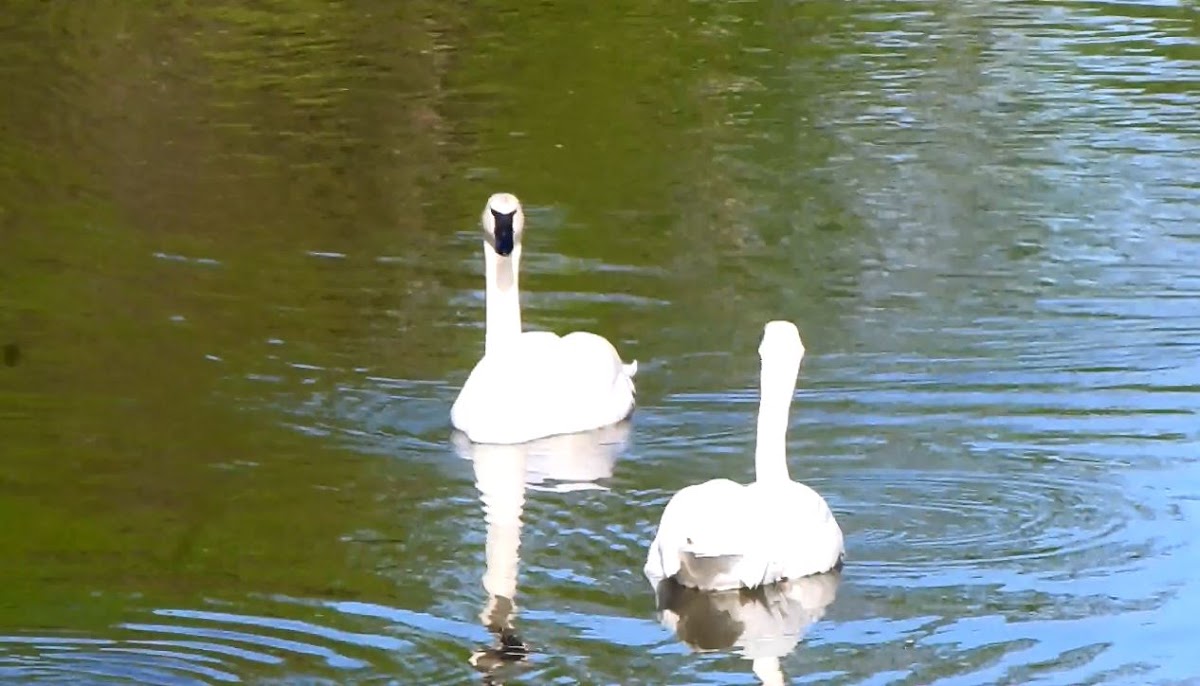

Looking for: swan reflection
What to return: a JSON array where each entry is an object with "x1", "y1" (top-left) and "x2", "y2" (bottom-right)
[
  {"x1": 453, "y1": 419, "x2": 630, "y2": 492},
  {"x1": 453, "y1": 422, "x2": 631, "y2": 682},
  {"x1": 654, "y1": 572, "x2": 840, "y2": 685}
]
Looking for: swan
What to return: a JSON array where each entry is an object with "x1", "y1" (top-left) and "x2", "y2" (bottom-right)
[
  {"x1": 461, "y1": 427, "x2": 630, "y2": 679},
  {"x1": 655, "y1": 572, "x2": 840, "y2": 686},
  {"x1": 450, "y1": 193, "x2": 638, "y2": 445},
  {"x1": 643, "y1": 320, "x2": 844, "y2": 591}
]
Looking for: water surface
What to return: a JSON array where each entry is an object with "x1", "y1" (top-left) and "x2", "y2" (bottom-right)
[{"x1": 2, "y1": 1, "x2": 1199, "y2": 684}]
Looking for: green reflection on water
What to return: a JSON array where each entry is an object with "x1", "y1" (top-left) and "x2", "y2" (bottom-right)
[{"x1": 3, "y1": 0, "x2": 1199, "y2": 683}]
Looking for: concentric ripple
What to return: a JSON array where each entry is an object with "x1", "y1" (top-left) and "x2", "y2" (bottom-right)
[
  {"x1": 0, "y1": 633, "x2": 257, "y2": 685},
  {"x1": 841, "y1": 464, "x2": 1153, "y2": 579},
  {"x1": 0, "y1": 598, "x2": 485, "y2": 685}
]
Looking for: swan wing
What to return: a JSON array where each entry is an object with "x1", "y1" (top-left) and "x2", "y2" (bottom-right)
[
  {"x1": 645, "y1": 480, "x2": 844, "y2": 591},
  {"x1": 645, "y1": 479, "x2": 756, "y2": 591},
  {"x1": 746, "y1": 481, "x2": 845, "y2": 580},
  {"x1": 559, "y1": 331, "x2": 637, "y2": 395},
  {"x1": 451, "y1": 330, "x2": 636, "y2": 444}
]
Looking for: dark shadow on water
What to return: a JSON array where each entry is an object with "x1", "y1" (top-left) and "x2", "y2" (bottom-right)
[
  {"x1": 469, "y1": 594, "x2": 530, "y2": 686},
  {"x1": 2, "y1": 342, "x2": 19, "y2": 367}
]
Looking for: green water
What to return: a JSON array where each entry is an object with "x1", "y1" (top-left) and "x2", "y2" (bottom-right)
[{"x1": 2, "y1": 1, "x2": 1199, "y2": 684}]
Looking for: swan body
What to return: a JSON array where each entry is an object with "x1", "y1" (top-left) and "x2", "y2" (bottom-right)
[
  {"x1": 644, "y1": 321, "x2": 844, "y2": 591},
  {"x1": 451, "y1": 193, "x2": 637, "y2": 445}
]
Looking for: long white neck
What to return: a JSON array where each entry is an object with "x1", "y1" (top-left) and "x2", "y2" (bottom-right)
[
  {"x1": 484, "y1": 244, "x2": 522, "y2": 354},
  {"x1": 754, "y1": 355, "x2": 800, "y2": 484}
]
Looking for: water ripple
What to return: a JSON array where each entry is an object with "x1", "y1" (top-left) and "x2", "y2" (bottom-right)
[
  {"x1": 842, "y1": 465, "x2": 1153, "y2": 580},
  {"x1": 0, "y1": 599, "x2": 477, "y2": 685},
  {"x1": 0, "y1": 634, "x2": 246, "y2": 685}
]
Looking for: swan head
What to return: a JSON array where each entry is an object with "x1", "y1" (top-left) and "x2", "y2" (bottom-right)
[
  {"x1": 482, "y1": 193, "x2": 525, "y2": 257},
  {"x1": 758, "y1": 320, "x2": 805, "y2": 366}
]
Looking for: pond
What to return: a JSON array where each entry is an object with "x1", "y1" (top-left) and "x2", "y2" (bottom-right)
[{"x1": 1, "y1": 1, "x2": 1198, "y2": 683}]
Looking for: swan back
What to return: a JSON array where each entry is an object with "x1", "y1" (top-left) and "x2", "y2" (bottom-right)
[
  {"x1": 451, "y1": 330, "x2": 636, "y2": 444},
  {"x1": 643, "y1": 319, "x2": 844, "y2": 591}
]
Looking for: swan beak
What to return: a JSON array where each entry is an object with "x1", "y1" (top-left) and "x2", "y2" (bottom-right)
[{"x1": 491, "y1": 209, "x2": 515, "y2": 256}]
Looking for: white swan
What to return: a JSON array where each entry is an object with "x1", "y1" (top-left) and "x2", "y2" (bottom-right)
[
  {"x1": 461, "y1": 427, "x2": 630, "y2": 678},
  {"x1": 644, "y1": 320, "x2": 844, "y2": 591},
  {"x1": 655, "y1": 572, "x2": 840, "y2": 686},
  {"x1": 450, "y1": 193, "x2": 638, "y2": 445}
]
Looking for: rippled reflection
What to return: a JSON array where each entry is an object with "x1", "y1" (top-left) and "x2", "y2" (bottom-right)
[
  {"x1": 5, "y1": 0, "x2": 1200, "y2": 683},
  {"x1": 0, "y1": 634, "x2": 246, "y2": 684},
  {"x1": 453, "y1": 421, "x2": 630, "y2": 493},
  {"x1": 453, "y1": 423, "x2": 630, "y2": 682},
  {"x1": 656, "y1": 574, "x2": 841, "y2": 685},
  {"x1": 0, "y1": 599, "x2": 410, "y2": 684}
]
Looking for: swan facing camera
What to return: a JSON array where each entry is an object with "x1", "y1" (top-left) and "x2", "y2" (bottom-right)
[
  {"x1": 482, "y1": 192, "x2": 524, "y2": 258},
  {"x1": 490, "y1": 209, "x2": 516, "y2": 256}
]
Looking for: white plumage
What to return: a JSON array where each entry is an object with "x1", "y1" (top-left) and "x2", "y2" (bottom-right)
[
  {"x1": 451, "y1": 193, "x2": 637, "y2": 445},
  {"x1": 644, "y1": 320, "x2": 844, "y2": 591}
]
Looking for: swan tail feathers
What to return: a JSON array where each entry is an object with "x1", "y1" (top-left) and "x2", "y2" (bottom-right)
[
  {"x1": 624, "y1": 359, "x2": 638, "y2": 378},
  {"x1": 620, "y1": 359, "x2": 638, "y2": 398},
  {"x1": 644, "y1": 539, "x2": 681, "y2": 586}
]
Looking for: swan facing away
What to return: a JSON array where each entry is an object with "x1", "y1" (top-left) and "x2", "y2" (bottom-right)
[
  {"x1": 450, "y1": 193, "x2": 638, "y2": 445},
  {"x1": 643, "y1": 321, "x2": 844, "y2": 591}
]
